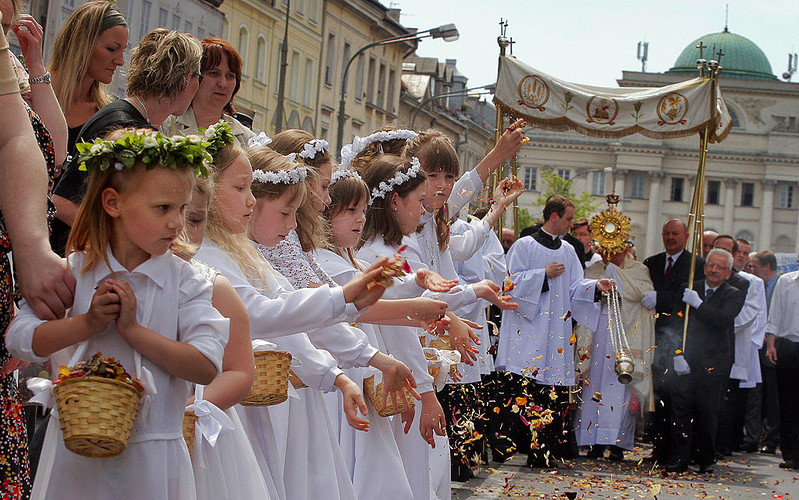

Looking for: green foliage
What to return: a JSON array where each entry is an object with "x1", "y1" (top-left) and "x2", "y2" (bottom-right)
[
  {"x1": 515, "y1": 207, "x2": 534, "y2": 230},
  {"x1": 532, "y1": 169, "x2": 600, "y2": 219}
]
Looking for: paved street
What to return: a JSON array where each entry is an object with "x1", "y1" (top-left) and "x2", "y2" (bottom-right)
[{"x1": 452, "y1": 445, "x2": 799, "y2": 499}]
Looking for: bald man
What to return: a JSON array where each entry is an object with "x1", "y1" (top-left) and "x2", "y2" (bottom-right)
[{"x1": 703, "y1": 230, "x2": 718, "y2": 258}]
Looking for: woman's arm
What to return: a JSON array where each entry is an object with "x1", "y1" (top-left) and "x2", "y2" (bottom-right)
[
  {"x1": 197, "y1": 276, "x2": 255, "y2": 410},
  {"x1": 14, "y1": 15, "x2": 68, "y2": 165}
]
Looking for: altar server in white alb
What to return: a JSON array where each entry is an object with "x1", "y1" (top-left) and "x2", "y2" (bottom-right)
[
  {"x1": 574, "y1": 243, "x2": 655, "y2": 461},
  {"x1": 497, "y1": 194, "x2": 611, "y2": 468}
]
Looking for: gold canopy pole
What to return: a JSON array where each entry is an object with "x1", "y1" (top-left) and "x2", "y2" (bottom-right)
[
  {"x1": 492, "y1": 20, "x2": 511, "y2": 238},
  {"x1": 681, "y1": 47, "x2": 720, "y2": 351}
]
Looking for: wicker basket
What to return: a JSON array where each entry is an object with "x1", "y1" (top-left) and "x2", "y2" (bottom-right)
[
  {"x1": 363, "y1": 375, "x2": 415, "y2": 417},
  {"x1": 241, "y1": 350, "x2": 292, "y2": 406},
  {"x1": 183, "y1": 411, "x2": 197, "y2": 458},
  {"x1": 54, "y1": 376, "x2": 142, "y2": 458}
]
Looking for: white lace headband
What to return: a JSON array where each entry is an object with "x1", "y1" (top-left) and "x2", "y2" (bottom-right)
[
  {"x1": 252, "y1": 165, "x2": 308, "y2": 185},
  {"x1": 369, "y1": 157, "x2": 421, "y2": 204},
  {"x1": 300, "y1": 138, "x2": 328, "y2": 160},
  {"x1": 248, "y1": 132, "x2": 272, "y2": 148},
  {"x1": 330, "y1": 167, "x2": 362, "y2": 186},
  {"x1": 340, "y1": 129, "x2": 418, "y2": 169}
]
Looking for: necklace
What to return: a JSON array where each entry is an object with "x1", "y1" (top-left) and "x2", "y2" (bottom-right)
[{"x1": 130, "y1": 96, "x2": 150, "y2": 124}]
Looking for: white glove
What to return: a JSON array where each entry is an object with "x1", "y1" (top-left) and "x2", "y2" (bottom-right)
[
  {"x1": 641, "y1": 290, "x2": 657, "y2": 310},
  {"x1": 682, "y1": 288, "x2": 702, "y2": 309},
  {"x1": 673, "y1": 354, "x2": 691, "y2": 375}
]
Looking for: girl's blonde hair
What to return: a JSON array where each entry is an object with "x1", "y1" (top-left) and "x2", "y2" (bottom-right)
[
  {"x1": 404, "y1": 129, "x2": 460, "y2": 252},
  {"x1": 127, "y1": 29, "x2": 202, "y2": 100},
  {"x1": 171, "y1": 168, "x2": 216, "y2": 259},
  {"x1": 268, "y1": 129, "x2": 329, "y2": 252},
  {"x1": 204, "y1": 143, "x2": 271, "y2": 289},
  {"x1": 323, "y1": 175, "x2": 370, "y2": 268},
  {"x1": 67, "y1": 128, "x2": 195, "y2": 272},
  {"x1": 48, "y1": 1, "x2": 127, "y2": 114},
  {"x1": 359, "y1": 154, "x2": 427, "y2": 249}
]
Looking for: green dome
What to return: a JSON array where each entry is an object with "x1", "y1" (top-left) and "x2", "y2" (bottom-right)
[{"x1": 667, "y1": 30, "x2": 777, "y2": 80}]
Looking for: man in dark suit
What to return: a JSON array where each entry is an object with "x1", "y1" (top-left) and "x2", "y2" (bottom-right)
[
  {"x1": 641, "y1": 218, "x2": 705, "y2": 463},
  {"x1": 665, "y1": 249, "x2": 746, "y2": 473}
]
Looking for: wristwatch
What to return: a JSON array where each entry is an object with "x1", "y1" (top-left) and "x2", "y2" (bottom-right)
[{"x1": 29, "y1": 71, "x2": 51, "y2": 85}]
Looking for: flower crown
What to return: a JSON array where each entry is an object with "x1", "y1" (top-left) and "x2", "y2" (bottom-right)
[
  {"x1": 252, "y1": 165, "x2": 308, "y2": 185},
  {"x1": 76, "y1": 120, "x2": 234, "y2": 177},
  {"x1": 248, "y1": 132, "x2": 272, "y2": 148},
  {"x1": 299, "y1": 138, "x2": 328, "y2": 160},
  {"x1": 330, "y1": 167, "x2": 362, "y2": 186},
  {"x1": 340, "y1": 129, "x2": 418, "y2": 168},
  {"x1": 370, "y1": 157, "x2": 421, "y2": 204}
]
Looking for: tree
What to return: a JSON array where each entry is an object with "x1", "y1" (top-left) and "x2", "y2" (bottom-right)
[{"x1": 533, "y1": 169, "x2": 600, "y2": 219}]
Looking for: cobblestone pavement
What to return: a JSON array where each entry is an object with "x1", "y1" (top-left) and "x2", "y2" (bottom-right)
[{"x1": 452, "y1": 444, "x2": 799, "y2": 499}]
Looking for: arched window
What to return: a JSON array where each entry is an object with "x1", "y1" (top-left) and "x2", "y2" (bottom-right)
[
  {"x1": 238, "y1": 26, "x2": 249, "y2": 75},
  {"x1": 255, "y1": 36, "x2": 267, "y2": 82},
  {"x1": 728, "y1": 107, "x2": 740, "y2": 128}
]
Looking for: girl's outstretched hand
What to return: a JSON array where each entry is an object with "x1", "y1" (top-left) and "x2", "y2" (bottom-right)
[
  {"x1": 447, "y1": 313, "x2": 480, "y2": 365},
  {"x1": 86, "y1": 280, "x2": 121, "y2": 335},
  {"x1": 492, "y1": 118, "x2": 526, "y2": 164},
  {"x1": 410, "y1": 297, "x2": 448, "y2": 323},
  {"x1": 335, "y1": 374, "x2": 370, "y2": 432},
  {"x1": 415, "y1": 268, "x2": 457, "y2": 292},
  {"x1": 474, "y1": 279, "x2": 519, "y2": 310},
  {"x1": 419, "y1": 393, "x2": 446, "y2": 447},
  {"x1": 106, "y1": 279, "x2": 140, "y2": 337},
  {"x1": 493, "y1": 177, "x2": 525, "y2": 208},
  {"x1": 342, "y1": 257, "x2": 388, "y2": 310}
]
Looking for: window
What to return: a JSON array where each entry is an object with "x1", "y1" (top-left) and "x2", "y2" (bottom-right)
[
  {"x1": 184, "y1": 21, "x2": 193, "y2": 34},
  {"x1": 308, "y1": 0, "x2": 319, "y2": 23},
  {"x1": 523, "y1": 167, "x2": 537, "y2": 191},
  {"x1": 140, "y1": 1, "x2": 151, "y2": 38},
  {"x1": 238, "y1": 27, "x2": 249, "y2": 74},
  {"x1": 631, "y1": 174, "x2": 645, "y2": 199},
  {"x1": 556, "y1": 168, "x2": 571, "y2": 181},
  {"x1": 324, "y1": 33, "x2": 336, "y2": 86},
  {"x1": 706, "y1": 180, "x2": 720, "y2": 205},
  {"x1": 366, "y1": 57, "x2": 376, "y2": 103},
  {"x1": 255, "y1": 37, "x2": 266, "y2": 82},
  {"x1": 296, "y1": 0, "x2": 305, "y2": 16},
  {"x1": 354, "y1": 55, "x2": 365, "y2": 102},
  {"x1": 377, "y1": 62, "x2": 386, "y2": 108},
  {"x1": 341, "y1": 42, "x2": 351, "y2": 92},
  {"x1": 741, "y1": 182, "x2": 754, "y2": 206},
  {"x1": 386, "y1": 68, "x2": 396, "y2": 113},
  {"x1": 158, "y1": 8, "x2": 168, "y2": 28},
  {"x1": 290, "y1": 50, "x2": 300, "y2": 102},
  {"x1": 729, "y1": 108, "x2": 740, "y2": 128},
  {"x1": 171, "y1": 14, "x2": 181, "y2": 31},
  {"x1": 779, "y1": 184, "x2": 795, "y2": 209},
  {"x1": 303, "y1": 57, "x2": 314, "y2": 106},
  {"x1": 670, "y1": 177, "x2": 684, "y2": 202},
  {"x1": 591, "y1": 171, "x2": 606, "y2": 196}
]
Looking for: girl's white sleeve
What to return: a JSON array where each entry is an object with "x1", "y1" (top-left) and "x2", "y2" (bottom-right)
[
  {"x1": 177, "y1": 265, "x2": 230, "y2": 374},
  {"x1": 450, "y1": 218, "x2": 491, "y2": 262},
  {"x1": 447, "y1": 168, "x2": 484, "y2": 216},
  {"x1": 274, "y1": 333, "x2": 343, "y2": 392},
  {"x1": 402, "y1": 234, "x2": 477, "y2": 309},
  {"x1": 6, "y1": 301, "x2": 49, "y2": 363}
]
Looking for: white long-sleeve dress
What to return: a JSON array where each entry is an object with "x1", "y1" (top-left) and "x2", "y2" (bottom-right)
[{"x1": 7, "y1": 249, "x2": 228, "y2": 500}]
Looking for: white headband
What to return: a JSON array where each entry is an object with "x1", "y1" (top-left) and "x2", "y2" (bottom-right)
[
  {"x1": 252, "y1": 165, "x2": 308, "y2": 185},
  {"x1": 248, "y1": 132, "x2": 272, "y2": 148},
  {"x1": 330, "y1": 167, "x2": 362, "y2": 186},
  {"x1": 340, "y1": 129, "x2": 418, "y2": 169},
  {"x1": 370, "y1": 157, "x2": 421, "y2": 204},
  {"x1": 299, "y1": 138, "x2": 328, "y2": 160}
]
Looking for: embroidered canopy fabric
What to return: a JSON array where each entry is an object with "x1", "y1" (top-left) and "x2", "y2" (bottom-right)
[{"x1": 494, "y1": 56, "x2": 732, "y2": 143}]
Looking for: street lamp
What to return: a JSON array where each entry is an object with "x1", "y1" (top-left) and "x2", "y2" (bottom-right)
[
  {"x1": 410, "y1": 84, "x2": 495, "y2": 129},
  {"x1": 335, "y1": 23, "x2": 460, "y2": 158}
]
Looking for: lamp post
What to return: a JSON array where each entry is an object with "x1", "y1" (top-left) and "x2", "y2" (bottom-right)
[
  {"x1": 335, "y1": 23, "x2": 459, "y2": 158},
  {"x1": 410, "y1": 84, "x2": 494, "y2": 129}
]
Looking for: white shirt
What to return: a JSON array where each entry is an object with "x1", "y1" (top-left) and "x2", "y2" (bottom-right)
[
  {"x1": 766, "y1": 271, "x2": 799, "y2": 343},
  {"x1": 665, "y1": 250, "x2": 683, "y2": 272}
]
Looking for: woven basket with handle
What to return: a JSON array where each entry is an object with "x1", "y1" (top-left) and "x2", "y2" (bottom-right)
[
  {"x1": 363, "y1": 375, "x2": 416, "y2": 417},
  {"x1": 54, "y1": 376, "x2": 142, "y2": 458},
  {"x1": 182, "y1": 410, "x2": 198, "y2": 457},
  {"x1": 241, "y1": 350, "x2": 292, "y2": 406}
]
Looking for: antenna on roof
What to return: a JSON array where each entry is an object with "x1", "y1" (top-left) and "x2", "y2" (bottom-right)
[
  {"x1": 637, "y1": 41, "x2": 649, "y2": 72},
  {"x1": 783, "y1": 53, "x2": 798, "y2": 81},
  {"x1": 724, "y1": 3, "x2": 729, "y2": 32}
]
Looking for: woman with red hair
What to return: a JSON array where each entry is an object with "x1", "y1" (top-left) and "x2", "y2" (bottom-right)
[{"x1": 163, "y1": 37, "x2": 255, "y2": 146}]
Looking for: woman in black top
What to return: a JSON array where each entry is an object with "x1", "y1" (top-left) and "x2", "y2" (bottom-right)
[{"x1": 51, "y1": 28, "x2": 203, "y2": 255}]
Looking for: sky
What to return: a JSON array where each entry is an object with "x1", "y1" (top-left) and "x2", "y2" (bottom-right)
[{"x1": 393, "y1": 0, "x2": 799, "y2": 90}]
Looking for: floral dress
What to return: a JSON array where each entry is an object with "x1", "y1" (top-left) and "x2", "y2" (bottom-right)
[{"x1": 0, "y1": 52, "x2": 58, "y2": 499}]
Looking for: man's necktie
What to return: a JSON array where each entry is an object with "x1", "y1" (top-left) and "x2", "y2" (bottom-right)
[{"x1": 665, "y1": 256, "x2": 673, "y2": 280}]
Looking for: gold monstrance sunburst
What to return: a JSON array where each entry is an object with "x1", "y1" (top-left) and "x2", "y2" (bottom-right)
[{"x1": 588, "y1": 194, "x2": 631, "y2": 258}]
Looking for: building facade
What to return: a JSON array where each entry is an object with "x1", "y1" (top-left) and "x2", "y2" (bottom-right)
[{"x1": 513, "y1": 29, "x2": 799, "y2": 258}]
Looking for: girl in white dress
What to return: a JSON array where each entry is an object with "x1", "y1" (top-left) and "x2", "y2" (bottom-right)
[
  {"x1": 194, "y1": 145, "x2": 403, "y2": 500},
  {"x1": 402, "y1": 129, "x2": 524, "y2": 482},
  {"x1": 178, "y1": 146, "x2": 271, "y2": 499},
  {"x1": 7, "y1": 128, "x2": 230, "y2": 500}
]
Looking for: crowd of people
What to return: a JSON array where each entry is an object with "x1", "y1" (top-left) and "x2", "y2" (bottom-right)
[{"x1": 0, "y1": 1, "x2": 795, "y2": 499}]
